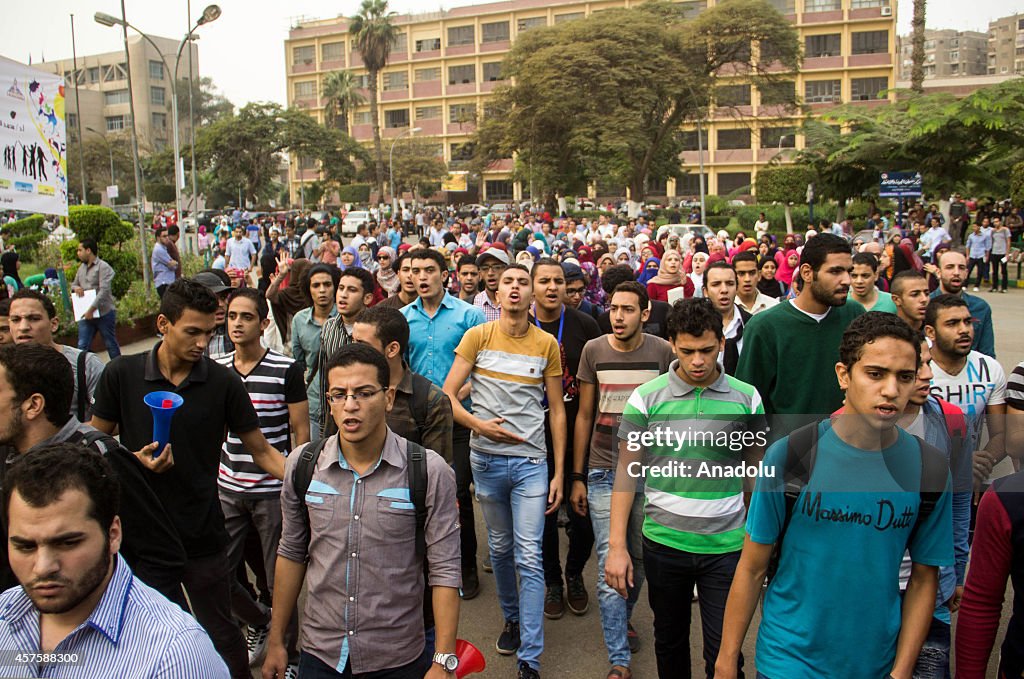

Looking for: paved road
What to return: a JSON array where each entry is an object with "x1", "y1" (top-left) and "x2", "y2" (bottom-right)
[{"x1": 109, "y1": 288, "x2": 1022, "y2": 679}]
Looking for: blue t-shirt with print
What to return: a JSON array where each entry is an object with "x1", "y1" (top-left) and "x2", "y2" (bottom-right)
[{"x1": 746, "y1": 422, "x2": 953, "y2": 679}]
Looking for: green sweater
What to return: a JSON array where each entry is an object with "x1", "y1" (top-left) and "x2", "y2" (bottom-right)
[{"x1": 735, "y1": 298, "x2": 865, "y2": 417}]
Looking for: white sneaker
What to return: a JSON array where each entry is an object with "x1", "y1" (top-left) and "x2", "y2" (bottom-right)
[
  {"x1": 972, "y1": 286, "x2": 979, "y2": 292},
  {"x1": 284, "y1": 663, "x2": 299, "y2": 679},
  {"x1": 246, "y1": 622, "x2": 270, "y2": 666}
]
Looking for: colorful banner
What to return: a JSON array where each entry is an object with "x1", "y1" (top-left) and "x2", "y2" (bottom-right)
[{"x1": 0, "y1": 56, "x2": 68, "y2": 216}]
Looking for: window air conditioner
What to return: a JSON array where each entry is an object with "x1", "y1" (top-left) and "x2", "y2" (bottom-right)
[{"x1": 880, "y1": 6, "x2": 892, "y2": 17}]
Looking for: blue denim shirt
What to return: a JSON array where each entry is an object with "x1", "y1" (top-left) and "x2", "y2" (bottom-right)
[
  {"x1": 401, "y1": 292, "x2": 484, "y2": 408},
  {"x1": 291, "y1": 306, "x2": 338, "y2": 426}
]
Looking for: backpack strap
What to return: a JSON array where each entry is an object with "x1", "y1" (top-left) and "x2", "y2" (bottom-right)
[
  {"x1": 76, "y1": 350, "x2": 89, "y2": 422},
  {"x1": 767, "y1": 421, "x2": 820, "y2": 581},
  {"x1": 909, "y1": 437, "x2": 948, "y2": 549},
  {"x1": 292, "y1": 439, "x2": 329, "y2": 528},
  {"x1": 407, "y1": 439, "x2": 428, "y2": 558},
  {"x1": 409, "y1": 373, "x2": 431, "y2": 435},
  {"x1": 935, "y1": 397, "x2": 968, "y2": 479},
  {"x1": 66, "y1": 427, "x2": 119, "y2": 455}
]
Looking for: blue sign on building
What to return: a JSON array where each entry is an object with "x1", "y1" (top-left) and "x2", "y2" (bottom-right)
[{"x1": 879, "y1": 172, "x2": 923, "y2": 198}]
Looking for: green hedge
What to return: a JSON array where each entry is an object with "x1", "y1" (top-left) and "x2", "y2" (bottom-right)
[
  {"x1": 337, "y1": 184, "x2": 371, "y2": 204},
  {"x1": 1, "y1": 215, "x2": 47, "y2": 258},
  {"x1": 67, "y1": 206, "x2": 138, "y2": 298},
  {"x1": 706, "y1": 216, "x2": 731, "y2": 229}
]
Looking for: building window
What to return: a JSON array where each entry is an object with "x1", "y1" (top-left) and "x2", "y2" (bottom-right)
[
  {"x1": 759, "y1": 80, "x2": 795, "y2": 105},
  {"x1": 105, "y1": 115, "x2": 126, "y2": 132},
  {"x1": 765, "y1": 0, "x2": 795, "y2": 12},
  {"x1": 292, "y1": 45, "x2": 315, "y2": 64},
  {"x1": 680, "y1": 129, "x2": 709, "y2": 151},
  {"x1": 321, "y1": 42, "x2": 345, "y2": 61},
  {"x1": 760, "y1": 126, "x2": 796, "y2": 148},
  {"x1": 804, "y1": 0, "x2": 841, "y2": 11},
  {"x1": 385, "y1": 109, "x2": 410, "y2": 128},
  {"x1": 448, "y1": 64, "x2": 475, "y2": 85},
  {"x1": 87, "y1": 67, "x2": 100, "y2": 83},
  {"x1": 486, "y1": 180, "x2": 514, "y2": 200},
  {"x1": 383, "y1": 71, "x2": 408, "y2": 91},
  {"x1": 415, "y1": 67, "x2": 441, "y2": 82},
  {"x1": 415, "y1": 37, "x2": 441, "y2": 52},
  {"x1": 554, "y1": 12, "x2": 585, "y2": 23},
  {"x1": 482, "y1": 21, "x2": 510, "y2": 43},
  {"x1": 850, "y1": 0, "x2": 889, "y2": 7},
  {"x1": 294, "y1": 80, "x2": 316, "y2": 99},
  {"x1": 449, "y1": 104, "x2": 476, "y2": 124},
  {"x1": 851, "y1": 76, "x2": 888, "y2": 100},
  {"x1": 852, "y1": 30, "x2": 888, "y2": 54},
  {"x1": 416, "y1": 106, "x2": 442, "y2": 120},
  {"x1": 104, "y1": 89, "x2": 130, "y2": 106},
  {"x1": 353, "y1": 74, "x2": 371, "y2": 89},
  {"x1": 949, "y1": 38, "x2": 959, "y2": 48},
  {"x1": 716, "y1": 84, "x2": 751, "y2": 106},
  {"x1": 482, "y1": 62, "x2": 504, "y2": 82},
  {"x1": 676, "y1": 173, "x2": 708, "y2": 195},
  {"x1": 717, "y1": 128, "x2": 751, "y2": 150},
  {"x1": 149, "y1": 60, "x2": 164, "y2": 80},
  {"x1": 152, "y1": 112, "x2": 167, "y2": 131},
  {"x1": 924, "y1": 39, "x2": 936, "y2": 50},
  {"x1": 805, "y1": 79, "x2": 842, "y2": 103},
  {"x1": 718, "y1": 172, "x2": 752, "y2": 195},
  {"x1": 950, "y1": 63, "x2": 960, "y2": 74},
  {"x1": 390, "y1": 32, "x2": 407, "y2": 54},
  {"x1": 517, "y1": 16, "x2": 547, "y2": 32},
  {"x1": 949, "y1": 50, "x2": 960, "y2": 61},
  {"x1": 102, "y1": 63, "x2": 127, "y2": 82},
  {"x1": 353, "y1": 111, "x2": 373, "y2": 125},
  {"x1": 448, "y1": 26, "x2": 475, "y2": 46},
  {"x1": 150, "y1": 87, "x2": 165, "y2": 106},
  {"x1": 806, "y1": 34, "x2": 841, "y2": 58}
]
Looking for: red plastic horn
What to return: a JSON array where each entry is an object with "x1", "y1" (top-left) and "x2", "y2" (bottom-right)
[{"x1": 455, "y1": 639, "x2": 486, "y2": 677}]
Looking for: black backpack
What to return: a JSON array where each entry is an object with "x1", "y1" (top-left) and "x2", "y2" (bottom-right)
[
  {"x1": 291, "y1": 438, "x2": 429, "y2": 556},
  {"x1": 766, "y1": 421, "x2": 949, "y2": 582}
]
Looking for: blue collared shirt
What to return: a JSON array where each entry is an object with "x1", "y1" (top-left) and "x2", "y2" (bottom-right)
[
  {"x1": 151, "y1": 243, "x2": 176, "y2": 287},
  {"x1": 0, "y1": 555, "x2": 227, "y2": 678},
  {"x1": 291, "y1": 306, "x2": 339, "y2": 426},
  {"x1": 402, "y1": 292, "x2": 484, "y2": 405}
]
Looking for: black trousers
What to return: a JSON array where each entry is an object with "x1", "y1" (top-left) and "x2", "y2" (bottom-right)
[
  {"x1": 542, "y1": 453, "x2": 594, "y2": 586},
  {"x1": 643, "y1": 537, "x2": 743, "y2": 679},
  {"x1": 453, "y1": 424, "x2": 478, "y2": 571},
  {"x1": 181, "y1": 549, "x2": 250, "y2": 679}
]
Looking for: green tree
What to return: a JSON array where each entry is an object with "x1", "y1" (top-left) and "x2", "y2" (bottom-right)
[
  {"x1": 755, "y1": 165, "x2": 814, "y2": 233},
  {"x1": 391, "y1": 136, "x2": 449, "y2": 201},
  {"x1": 321, "y1": 70, "x2": 366, "y2": 134},
  {"x1": 1011, "y1": 162, "x2": 1024, "y2": 207},
  {"x1": 67, "y1": 205, "x2": 138, "y2": 298},
  {"x1": 350, "y1": 0, "x2": 399, "y2": 201},
  {"x1": 910, "y1": 0, "x2": 926, "y2": 94},
  {"x1": 174, "y1": 76, "x2": 235, "y2": 128},
  {"x1": 66, "y1": 133, "x2": 137, "y2": 206}
]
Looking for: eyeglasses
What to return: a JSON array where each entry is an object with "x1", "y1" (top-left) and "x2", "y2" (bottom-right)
[
  {"x1": 326, "y1": 388, "x2": 385, "y2": 405},
  {"x1": 479, "y1": 264, "x2": 507, "y2": 273},
  {"x1": 565, "y1": 287, "x2": 585, "y2": 296}
]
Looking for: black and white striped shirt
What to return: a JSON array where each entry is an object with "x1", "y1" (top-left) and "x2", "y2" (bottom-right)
[{"x1": 215, "y1": 349, "x2": 306, "y2": 495}]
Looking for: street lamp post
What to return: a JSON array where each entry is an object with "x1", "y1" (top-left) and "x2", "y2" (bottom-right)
[
  {"x1": 95, "y1": 5, "x2": 221, "y2": 232},
  {"x1": 389, "y1": 126, "x2": 421, "y2": 219}
]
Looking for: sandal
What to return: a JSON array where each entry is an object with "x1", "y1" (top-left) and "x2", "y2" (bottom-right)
[{"x1": 607, "y1": 666, "x2": 632, "y2": 679}]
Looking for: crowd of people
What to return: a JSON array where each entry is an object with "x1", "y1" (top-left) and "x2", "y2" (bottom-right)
[{"x1": 0, "y1": 200, "x2": 1020, "y2": 679}]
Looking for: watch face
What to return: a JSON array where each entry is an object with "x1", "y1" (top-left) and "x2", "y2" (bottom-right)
[{"x1": 444, "y1": 656, "x2": 459, "y2": 671}]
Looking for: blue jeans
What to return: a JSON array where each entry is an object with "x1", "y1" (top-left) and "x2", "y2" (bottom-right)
[
  {"x1": 77, "y1": 309, "x2": 121, "y2": 358},
  {"x1": 470, "y1": 450, "x2": 548, "y2": 670},
  {"x1": 912, "y1": 614, "x2": 950, "y2": 679},
  {"x1": 588, "y1": 468, "x2": 646, "y2": 667}
]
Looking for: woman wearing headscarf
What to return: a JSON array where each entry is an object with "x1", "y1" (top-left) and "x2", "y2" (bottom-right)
[
  {"x1": 756, "y1": 257, "x2": 785, "y2": 298},
  {"x1": 580, "y1": 261, "x2": 606, "y2": 311},
  {"x1": 358, "y1": 242, "x2": 376, "y2": 272},
  {"x1": 647, "y1": 249, "x2": 693, "y2": 302},
  {"x1": 637, "y1": 257, "x2": 662, "y2": 286},
  {"x1": 516, "y1": 250, "x2": 535, "y2": 271},
  {"x1": 690, "y1": 235, "x2": 709, "y2": 255},
  {"x1": 775, "y1": 249, "x2": 799, "y2": 289},
  {"x1": 375, "y1": 246, "x2": 399, "y2": 296},
  {"x1": 597, "y1": 253, "x2": 615, "y2": 277},
  {"x1": 338, "y1": 245, "x2": 363, "y2": 271},
  {"x1": 266, "y1": 258, "x2": 312, "y2": 345},
  {"x1": 688, "y1": 251, "x2": 709, "y2": 298}
]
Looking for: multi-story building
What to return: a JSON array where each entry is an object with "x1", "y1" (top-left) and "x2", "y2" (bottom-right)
[
  {"x1": 897, "y1": 29, "x2": 988, "y2": 79},
  {"x1": 285, "y1": 0, "x2": 897, "y2": 203},
  {"x1": 37, "y1": 34, "x2": 200, "y2": 153},
  {"x1": 987, "y1": 13, "x2": 1024, "y2": 76}
]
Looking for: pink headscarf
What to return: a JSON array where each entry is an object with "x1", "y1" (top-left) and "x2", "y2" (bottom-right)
[{"x1": 776, "y1": 249, "x2": 799, "y2": 286}]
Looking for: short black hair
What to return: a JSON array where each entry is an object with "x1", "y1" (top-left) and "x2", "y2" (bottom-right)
[
  {"x1": 731, "y1": 250, "x2": 758, "y2": 268},
  {"x1": 702, "y1": 261, "x2": 736, "y2": 289},
  {"x1": 394, "y1": 250, "x2": 413, "y2": 273},
  {"x1": 610, "y1": 281, "x2": 649, "y2": 310},
  {"x1": 531, "y1": 258, "x2": 564, "y2": 279},
  {"x1": 456, "y1": 255, "x2": 478, "y2": 272},
  {"x1": 0, "y1": 298, "x2": 9, "y2": 316},
  {"x1": 324, "y1": 342, "x2": 390, "y2": 390},
  {"x1": 799, "y1": 233, "x2": 851, "y2": 273},
  {"x1": 407, "y1": 248, "x2": 447, "y2": 272},
  {"x1": 852, "y1": 252, "x2": 879, "y2": 271},
  {"x1": 4, "y1": 443, "x2": 119, "y2": 531},
  {"x1": 227, "y1": 287, "x2": 269, "y2": 321},
  {"x1": 339, "y1": 267, "x2": 376, "y2": 296},
  {"x1": 890, "y1": 270, "x2": 927, "y2": 295},
  {"x1": 154, "y1": 226, "x2": 167, "y2": 238},
  {"x1": 167, "y1": 225, "x2": 180, "y2": 237},
  {"x1": 354, "y1": 305, "x2": 410, "y2": 354},
  {"x1": 10, "y1": 289, "x2": 56, "y2": 319},
  {"x1": 502, "y1": 263, "x2": 532, "y2": 278},
  {"x1": 839, "y1": 311, "x2": 920, "y2": 368},
  {"x1": 924, "y1": 293, "x2": 969, "y2": 329},
  {"x1": 0, "y1": 343, "x2": 73, "y2": 427},
  {"x1": 79, "y1": 237, "x2": 99, "y2": 256},
  {"x1": 601, "y1": 264, "x2": 635, "y2": 296},
  {"x1": 667, "y1": 297, "x2": 724, "y2": 341},
  {"x1": 159, "y1": 279, "x2": 219, "y2": 323},
  {"x1": 304, "y1": 263, "x2": 341, "y2": 300}
]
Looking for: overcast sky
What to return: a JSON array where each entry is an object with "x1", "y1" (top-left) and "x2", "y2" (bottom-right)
[{"x1": 4, "y1": 0, "x2": 1022, "y2": 108}]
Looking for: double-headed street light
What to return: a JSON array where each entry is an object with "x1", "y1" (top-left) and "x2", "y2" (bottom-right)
[
  {"x1": 95, "y1": 5, "x2": 221, "y2": 230},
  {"x1": 389, "y1": 126, "x2": 422, "y2": 218}
]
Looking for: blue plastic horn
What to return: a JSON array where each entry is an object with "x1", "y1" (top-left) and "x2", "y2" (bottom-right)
[{"x1": 143, "y1": 391, "x2": 183, "y2": 458}]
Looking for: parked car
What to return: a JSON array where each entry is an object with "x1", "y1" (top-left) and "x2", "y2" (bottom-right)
[
  {"x1": 657, "y1": 224, "x2": 715, "y2": 244},
  {"x1": 342, "y1": 210, "x2": 371, "y2": 236},
  {"x1": 489, "y1": 203, "x2": 515, "y2": 220}
]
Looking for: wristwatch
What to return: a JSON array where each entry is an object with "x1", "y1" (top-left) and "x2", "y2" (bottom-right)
[{"x1": 432, "y1": 652, "x2": 459, "y2": 673}]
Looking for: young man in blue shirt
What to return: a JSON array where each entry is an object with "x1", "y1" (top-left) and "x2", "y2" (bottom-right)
[{"x1": 715, "y1": 312, "x2": 953, "y2": 679}]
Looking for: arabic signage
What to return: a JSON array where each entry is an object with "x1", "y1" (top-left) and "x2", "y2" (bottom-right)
[
  {"x1": 879, "y1": 171, "x2": 922, "y2": 199},
  {"x1": 0, "y1": 56, "x2": 67, "y2": 216}
]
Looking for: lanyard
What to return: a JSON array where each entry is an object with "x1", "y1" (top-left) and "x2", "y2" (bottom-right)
[{"x1": 534, "y1": 306, "x2": 565, "y2": 345}]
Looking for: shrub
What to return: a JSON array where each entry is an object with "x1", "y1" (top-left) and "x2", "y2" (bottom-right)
[
  {"x1": 706, "y1": 216, "x2": 732, "y2": 229},
  {"x1": 116, "y1": 280, "x2": 160, "y2": 325},
  {"x1": 67, "y1": 206, "x2": 138, "y2": 299},
  {"x1": 337, "y1": 184, "x2": 372, "y2": 204},
  {"x1": 1011, "y1": 162, "x2": 1024, "y2": 208},
  {"x1": 1, "y1": 215, "x2": 48, "y2": 258}
]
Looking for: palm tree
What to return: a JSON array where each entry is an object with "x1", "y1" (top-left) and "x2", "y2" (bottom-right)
[
  {"x1": 322, "y1": 70, "x2": 366, "y2": 135},
  {"x1": 350, "y1": 0, "x2": 398, "y2": 201},
  {"x1": 910, "y1": 0, "x2": 926, "y2": 93}
]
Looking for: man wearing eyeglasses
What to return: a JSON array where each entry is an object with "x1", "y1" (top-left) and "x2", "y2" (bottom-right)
[
  {"x1": 265, "y1": 344, "x2": 461, "y2": 679},
  {"x1": 474, "y1": 246, "x2": 510, "y2": 322},
  {"x1": 562, "y1": 261, "x2": 600, "y2": 318}
]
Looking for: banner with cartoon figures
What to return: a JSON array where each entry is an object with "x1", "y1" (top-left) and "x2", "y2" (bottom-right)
[{"x1": 0, "y1": 56, "x2": 67, "y2": 216}]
